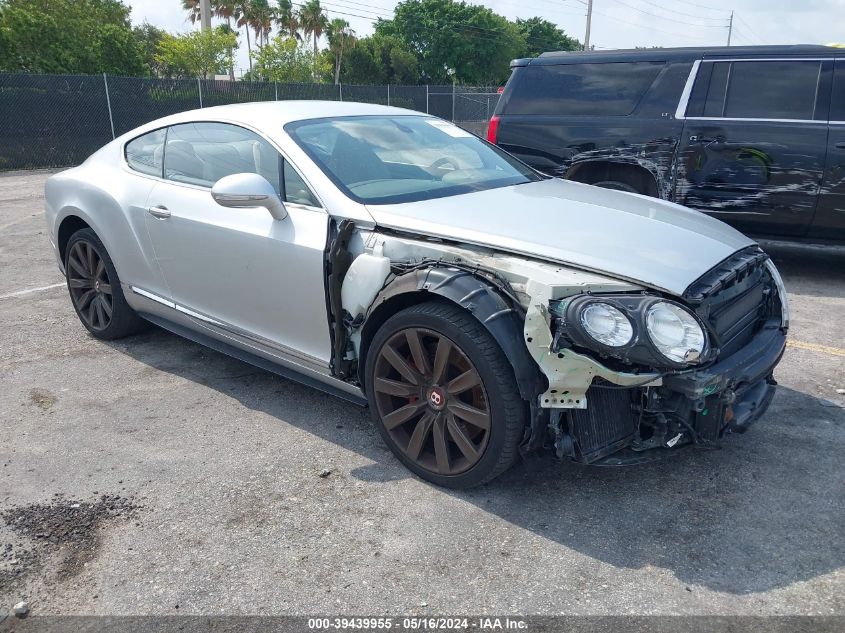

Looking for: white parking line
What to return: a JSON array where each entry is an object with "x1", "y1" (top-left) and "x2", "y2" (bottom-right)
[{"x1": 0, "y1": 282, "x2": 65, "y2": 300}]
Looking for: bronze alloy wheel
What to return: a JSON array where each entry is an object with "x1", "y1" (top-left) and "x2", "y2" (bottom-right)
[
  {"x1": 372, "y1": 327, "x2": 492, "y2": 476},
  {"x1": 67, "y1": 239, "x2": 113, "y2": 332}
]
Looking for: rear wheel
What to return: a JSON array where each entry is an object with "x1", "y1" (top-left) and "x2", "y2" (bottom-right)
[
  {"x1": 65, "y1": 228, "x2": 147, "y2": 340},
  {"x1": 365, "y1": 301, "x2": 526, "y2": 488}
]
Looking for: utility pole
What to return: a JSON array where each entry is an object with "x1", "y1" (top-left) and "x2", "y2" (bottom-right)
[
  {"x1": 727, "y1": 10, "x2": 733, "y2": 46},
  {"x1": 200, "y1": 0, "x2": 212, "y2": 33},
  {"x1": 584, "y1": 0, "x2": 593, "y2": 51}
]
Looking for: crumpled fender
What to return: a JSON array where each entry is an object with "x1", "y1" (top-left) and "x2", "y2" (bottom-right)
[{"x1": 359, "y1": 265, "x2": 544, "y2": 401}]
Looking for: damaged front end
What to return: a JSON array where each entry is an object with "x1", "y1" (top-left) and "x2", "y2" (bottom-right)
[
  {"x1": 330, "y1": 222, "x2": 787, "y2": 469},
  {"x1": 524, "y1": 246, "x2": 788, "y2": 465}
]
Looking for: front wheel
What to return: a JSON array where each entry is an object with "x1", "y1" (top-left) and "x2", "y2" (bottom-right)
[{"x1": 364, "y1": 301, "x2": 526, "y2": 488}]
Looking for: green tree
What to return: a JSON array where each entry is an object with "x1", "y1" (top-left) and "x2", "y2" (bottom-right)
[
  {"x1": 252, "y1": 35, "x2": 328, "y2": 82},
  {"x1": 376, "y1": 0, "x2": 525, "y2": 85},
  {"x1": 249, "y1": 0, "x2": 274, "y2": 48},
  {"x1": 340, "y1": 34, "x2": 418, "y2": 85},
  {"x1": 275, "y1": 0, "x2": 300, "y2": 41},
  {"x1": 515, "y1": 17, "x2": 579, "y2": 57},
  {"x1": 214, "y1": 1, "x2": 241, "y2": 79},
  {"x1": 133, "y1": 21, "x2": 169, "y2": 77},
  {"x1": 297, "y1": 0, "x2": 327, "y2": 77},
  {"x1": 235, "y1": 0, "x2": 255, "y2": 74},
  {"x1": 326, "y1": 18, "x2": 355, "y2": 85},
  {"x1": 0, "y1": 0, "x2": 144, "y2": 74},
  {"x1": 155, "y1": 27, "x2": 237, "y2": 79}
]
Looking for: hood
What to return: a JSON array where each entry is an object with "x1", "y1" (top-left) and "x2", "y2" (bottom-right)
[{"x1": 366, "y1": 178, "x2": 756, "y2": 296}]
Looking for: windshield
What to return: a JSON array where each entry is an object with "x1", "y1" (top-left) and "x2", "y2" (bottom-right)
[{"x1": 285, "y1": 115, "x2": 541, "y2": 204}]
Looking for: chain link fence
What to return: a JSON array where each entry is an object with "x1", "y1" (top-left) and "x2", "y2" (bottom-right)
[{"x1": 0, "y1": 73, "x2": 500, "y2": 170}]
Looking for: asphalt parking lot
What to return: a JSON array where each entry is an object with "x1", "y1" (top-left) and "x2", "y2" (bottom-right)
[{"x1": 0, "y1": 170, "x2": 843, "y2": 616}]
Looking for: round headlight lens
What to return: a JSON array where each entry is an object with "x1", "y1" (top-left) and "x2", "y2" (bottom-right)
[
  {"x1": 580, "y1": 303, "x2": 634, "y2": 347},
  {"x1": 645, "y1": 302, "x2": 706, "y2": 364}
]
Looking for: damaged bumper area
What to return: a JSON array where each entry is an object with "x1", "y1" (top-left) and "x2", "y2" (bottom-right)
[{"x1": 522, "y1": 250, "x2": 788, "y2": 465}]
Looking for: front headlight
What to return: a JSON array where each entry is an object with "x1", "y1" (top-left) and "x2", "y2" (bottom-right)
[
  {"x1": 645, "y1": 301, "x2": 706, "y2": 364},
  {"x1": 580, "y1": 303, "x2": 634, "y2": 347}
]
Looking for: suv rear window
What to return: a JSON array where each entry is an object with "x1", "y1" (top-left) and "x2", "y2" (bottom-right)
[
  {"x1": 500, "y1": 62, "x2": 664, "y2": 116},
  {"x1": 688, "y1": 60, "x2": 822, "y2": 120}
]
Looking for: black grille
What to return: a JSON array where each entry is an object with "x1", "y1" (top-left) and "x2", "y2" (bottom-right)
[
  {"x1": 684, "y1": 247, "x2": 771, "y2": 359},
  {"x1": 569, "y1": 387, "x2": 638, "y2": 462}
]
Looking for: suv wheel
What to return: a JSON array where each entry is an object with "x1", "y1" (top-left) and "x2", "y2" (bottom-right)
[
  {"x1": 65, "y1": 228, "x2": 148, "y2": 340},
  {"x1": 365, "y1": 301, "x2": 526, "y2": 488}
]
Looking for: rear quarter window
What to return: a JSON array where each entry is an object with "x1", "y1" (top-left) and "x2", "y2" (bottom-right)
[{"x1": 500, "y1": 61, "x2": 665, "y2": 116}]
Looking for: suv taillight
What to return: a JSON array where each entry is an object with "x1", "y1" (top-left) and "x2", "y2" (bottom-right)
[{"x1": 486, "y1": 114, "x2": 500, "y2": 144}]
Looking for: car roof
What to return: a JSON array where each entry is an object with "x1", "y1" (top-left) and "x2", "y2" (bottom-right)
[
  {"x1": 516, "y1": 44, "x2": 839, "y2": 66},
  {"x1": 122, "y1": 100, "x2": 426, "y2": 140}
]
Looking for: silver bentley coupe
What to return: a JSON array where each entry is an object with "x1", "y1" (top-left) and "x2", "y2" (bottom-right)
[{"x1": 45, "y1": 101, "x2": 789, "y2": 488}]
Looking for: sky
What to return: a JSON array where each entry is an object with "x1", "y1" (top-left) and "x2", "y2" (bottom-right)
[{"x1": 128, "y1": 0, "x2": 845, "y2": 77}]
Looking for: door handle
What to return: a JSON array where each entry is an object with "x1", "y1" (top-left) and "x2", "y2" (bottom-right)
[
  {"x1": 835, "y1": 142, "x2": 845, "y2": 149},
  {"x1": 147, "y1": 205, "x2": 170, "y2": 219}
]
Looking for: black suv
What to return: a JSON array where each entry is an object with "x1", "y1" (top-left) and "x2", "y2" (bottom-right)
[{"x1": 490, "y1": 45, "x2": 845, "y2": 243}]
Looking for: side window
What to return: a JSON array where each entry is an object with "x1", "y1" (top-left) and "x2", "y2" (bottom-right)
[
  {"x1": 163, "y1": 122, "x2": 281, "y2": 191},
  {"x1": 283, "y1": 161, "x2": 321, "y2": 207},
  {"x1": 501, "y1": 61, "x2": 664, "y2": 116},
  {"x1": 125, "y1": 129, "x2": 166, "y2": 177},
  {"x1": 689, "y1": 60, "x2": 822, "y2": 120}
]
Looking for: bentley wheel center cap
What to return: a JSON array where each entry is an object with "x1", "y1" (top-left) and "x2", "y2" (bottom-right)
[{"x1": 427, "y1": 386, "x2": 446, "y2": 411}]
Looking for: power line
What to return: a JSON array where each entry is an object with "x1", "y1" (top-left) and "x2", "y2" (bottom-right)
[
  {"x1": 734, "y1": 13, "x2": 766, "y2": 45},
  {"x1": 623, "y1": 0, "x2": 729, "y2": 22},
  {"x1": 605, "y1": 0, "x2": 730, "y2": 28},
  {"x1": 591, "y1": 7, "x2": 720, "y2": 43}
]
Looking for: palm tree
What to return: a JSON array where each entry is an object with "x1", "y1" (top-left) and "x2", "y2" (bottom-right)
[
  {"x1": 298, "y1": 0, "x2": 328, "y2": 77},
  {"x1": 235, "y1": 1, "x2": 254, "y2": 74},
  {"x1": 327, "y1": 18, "x2": 355, "y2": 85},
  {"x1": 275, "y1": 0, "x2": 301, "y2": 41},
  {"x1": 182, "y1": 0, "x2": 203, "y2": 24},
  {"x1": 250, "y1": 0, "x2": 274, "y2": 48},
  {"x1": 215, "y1": 0, "x2": 239, "y2": 79}
]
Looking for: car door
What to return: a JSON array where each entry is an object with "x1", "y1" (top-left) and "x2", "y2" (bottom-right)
[
  {"x1": 120, "y1": 128, "x2": 171, "y2": 299},
  {"x1": 813, "y1": 59, "x2": 845, "y2": 242},
  {"x1": 144, "y1": 121, "x2": 332, "y2": 366},
  {"x1": 674, "y1": 58, "x2": 832, "y2": 237}
]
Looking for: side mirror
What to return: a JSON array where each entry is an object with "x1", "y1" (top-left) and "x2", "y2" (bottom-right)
[{"x1": 211, "y1": 173, "x2": 287, "y2": 220}]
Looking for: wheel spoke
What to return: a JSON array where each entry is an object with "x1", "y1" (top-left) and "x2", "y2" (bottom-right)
[
  {"x1": 94, "y1": 296, "x2": 107, "y2": 328},
  {"x1": 100, "y1": 295, "x2": 113, "y2": 318},
  {"x1": 405, "y1": 411, "x2": 435, "y2": 460},
  {"x1": 67, "y1": 253, "x2": 88, "y2": 278},
  {"x1": 373, "y1": 377, "x2": 418, "y2": 398},
  {"x1": 405, "y1": 329, "x2": 431, "y2": 377},
  {"x1": 77, "y1": 289, "x2": 96, "y2": 311},
  {"x1": 446, "y1": 412, "x2": 479, "y2": 462},
  {"x1": 381, "y1": 344, "x2": 420, "y2": 385},
  {"x1": 95, "y1": 259, "x2": 105, "y2": 280},
  {"x1": 86, "y1": 297, "x2": 98, "y2": 326},
  {"x1": 447, "y1": 400, "x2": 490, "y2": 431},
  {"x1": 98, "y1": 282, "x2": 112, "y2": 295},
  {"x1": 85, "y1": 243, "x2": 95, "y2": 276},
  {"x1": 431, "y1": 337, "x2": 452, "y2": 384},
  {"x1": 447, "y1": 369, "x2": 481, "y2": 395},
  {"x1": 382, "y1": 400, "x2": 425, "y2": 430},
  {"x1": 432, "y1": 413, "x2": 451, "y2": 474},
  {"x1": 68, "y1": 278, "x2": 93, "y2": 289}
]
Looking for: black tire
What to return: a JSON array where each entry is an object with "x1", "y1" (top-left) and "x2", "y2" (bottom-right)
[
  {"x1": 592, "y1": 179, "x2": 641, "y2": 194},
  {"x1": 65, "y1": 228, "x2": 148, "y2": 340},
  {"x1": 364, "y1": 301, "x2": 526, "y2": 488}
]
